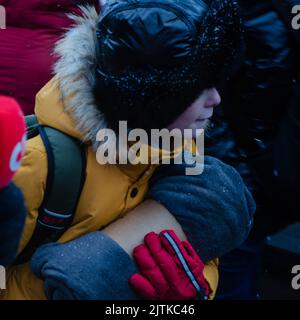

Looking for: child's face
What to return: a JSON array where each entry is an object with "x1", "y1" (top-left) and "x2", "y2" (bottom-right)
[{"x1": 167, "y1": 88, "x2": 221, "y2": 138}]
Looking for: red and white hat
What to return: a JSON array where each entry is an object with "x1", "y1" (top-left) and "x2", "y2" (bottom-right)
[{"x1": 0, "y1": 96, "x2": 26, "y2": 189}]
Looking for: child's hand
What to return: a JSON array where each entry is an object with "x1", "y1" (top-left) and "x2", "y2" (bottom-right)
[
  {"x1": 0, "y1": 96, "x2": 26, "y2": 189},
  {"x1": 129, "y1": 230, "x2": 210, "y2": 300}
]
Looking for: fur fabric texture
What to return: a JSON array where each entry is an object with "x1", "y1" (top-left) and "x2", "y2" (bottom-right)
[{"x1": 53, "y1": 5, "x2": 108, "y2": 150}]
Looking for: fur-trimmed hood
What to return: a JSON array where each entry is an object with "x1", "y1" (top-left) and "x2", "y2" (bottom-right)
[{"x1": 35, "y1": 5, "x2": 107, "y2": 150}]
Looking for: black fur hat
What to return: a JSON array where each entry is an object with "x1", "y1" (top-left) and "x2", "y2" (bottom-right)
[{"x1": 94, "y1": 0, "x2": 243, "y2": 131}]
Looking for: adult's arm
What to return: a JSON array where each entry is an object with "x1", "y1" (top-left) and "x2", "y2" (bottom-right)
[
  {"x1": 103, "y1": 199, "x2": 219, "y2": 300},
  {"x1": 31, "y1": 200, "x2": 219, "y2": 300},
  {"x1": 31, "y1": 156, "x2": 255, "y2": 300},
  {"x1": 146, "y1": 156, "x2": 255, "y2": 262},
  {"x1": 105, "y1": 156, "x2": 255, "y2": 262},
  {"x1": 103, "y1": 200, "x2": 187, "y2": 254}
]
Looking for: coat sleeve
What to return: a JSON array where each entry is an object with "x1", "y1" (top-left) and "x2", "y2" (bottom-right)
[
  {"x1": 13, "y1": 135, "x2": 48, "y2": 253},
  {"x1": 147, "y1": 156, "x2": 256, "y2": 262}
]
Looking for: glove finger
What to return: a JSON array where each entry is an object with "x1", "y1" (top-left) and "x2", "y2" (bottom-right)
[
  {"x1": 159, "y1": 230, "x2": 186, "y2": 256},
  {"x1": 144, "y1": 232, "x2": 205, "y2": 300},
  {"x1": 143, "y1": 232, "x2": 183, "y2": 284},
  {"x1": 160, "y1": 231, "x2": 202, "y2": 269},
  {"x1": 129, "y1": 273, "x2": 158, "y2": 300},
  {"x1": 159, "y1": 230, "x2": 206, "y2": 292},
  {"x1": 159, "y1": 230, "x2": 190, "y2": 268},
  {"x1": 158, "y1": 231, "x2": 210, "y2": 299},
  {"x1": 133, "y1": 243, "x2": 169, "y2": 294},
  {"x1": 181, "y1": 242, "x2": 209, "y2": 298},
  {"x1": 182, "y1": 241, "x2": 205, "y2": 269},
  {"x1": 132, "y1": 244, "x2": 157, "y2": 270}
]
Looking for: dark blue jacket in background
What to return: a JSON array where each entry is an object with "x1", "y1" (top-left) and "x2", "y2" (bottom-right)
[
  {"x1": 0, "y1": 183, "x2": 26, "y2": 267},
  {"x1": 206, "y1": 0, "x2": 300, "y2": 235}
]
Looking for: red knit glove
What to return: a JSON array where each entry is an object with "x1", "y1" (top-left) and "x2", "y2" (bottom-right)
[
  {"x1": 0, "y1": 96, "x2": 26, "y2": 189},
  {"x1": 129, "y1": 230, "x2": 210, "y2": 300}
]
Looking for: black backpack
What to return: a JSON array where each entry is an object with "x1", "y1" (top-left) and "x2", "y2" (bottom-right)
[{"x1": 15, "y1": 115, "x2": 86, "y2": 265}]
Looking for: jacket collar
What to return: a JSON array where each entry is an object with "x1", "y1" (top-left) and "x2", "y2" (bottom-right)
[{"x1": 53, "y1": 5, "x2": 107, "y2": 151}]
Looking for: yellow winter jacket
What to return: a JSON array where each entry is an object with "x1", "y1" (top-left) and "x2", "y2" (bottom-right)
[{"x1": 0, "y1": 6, "x2": 219, "y2": 300}]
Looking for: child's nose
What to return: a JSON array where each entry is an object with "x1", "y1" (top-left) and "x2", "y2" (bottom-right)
[{"x1": 205, "y1": 88, "x2": 221, "y2": 108}]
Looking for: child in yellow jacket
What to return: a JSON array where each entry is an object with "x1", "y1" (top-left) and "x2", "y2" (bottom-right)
[{"x1": 1, "y1": 0, "x2": 246, "y2": 300}]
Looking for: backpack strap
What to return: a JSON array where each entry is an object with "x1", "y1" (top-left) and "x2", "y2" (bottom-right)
[
  {"x1": 15, "y1": 126, "x2": 86, "y2": 265},
  {"x1": 25, "y1": 115, "x2": 40, "y2": 139}
]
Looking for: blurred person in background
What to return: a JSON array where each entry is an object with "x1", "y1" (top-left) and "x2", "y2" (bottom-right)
[
  {"x1": 0, "y1": 0, "x2": 99, "y2": 115},
  {"x1": 205, "y1": 0, "x2": 300, "y2": 299}
]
